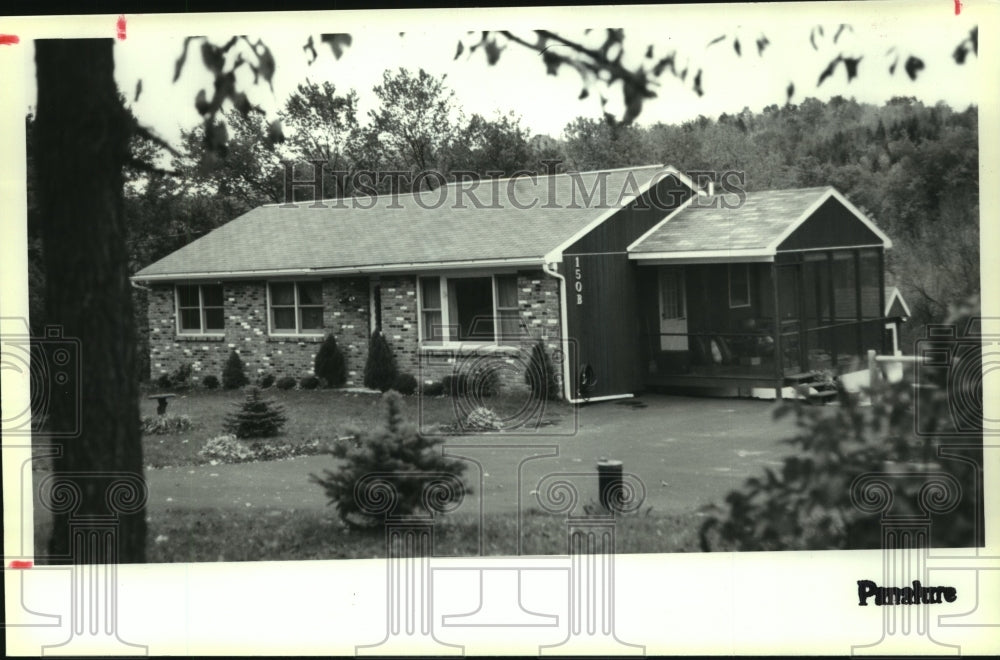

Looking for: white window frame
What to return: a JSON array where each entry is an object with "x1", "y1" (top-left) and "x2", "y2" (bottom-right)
[
  {"x1": 267, "y1": 280, "x2": 325, "y2": 336},
  {"x1": 728, "y1": 263, "x2": 752, "y2": 309},
  {"x1": 175, "y1": 283, "x2": 225, "y2": 335},
  {"x1": 417, "y1": 272, "x2": 521, "y2": 347}
]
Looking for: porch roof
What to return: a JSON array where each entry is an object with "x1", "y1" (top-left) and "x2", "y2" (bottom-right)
[{"x1": 628, "y1": 186, "x2": 890, "y2": 262}]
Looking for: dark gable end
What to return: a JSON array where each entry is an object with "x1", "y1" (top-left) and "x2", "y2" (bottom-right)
[{"x1": 776, "y1": 196, "x2": 883, "y2": 252}]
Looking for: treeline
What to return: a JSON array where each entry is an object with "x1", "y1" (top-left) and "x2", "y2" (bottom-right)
[{"x1": 27, "y1": 68, "x2": 979, "y2": 357}]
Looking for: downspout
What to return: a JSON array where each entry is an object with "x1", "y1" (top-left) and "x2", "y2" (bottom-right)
[{"x1": 541, "y1": 259, "x2": 633, "y2": 404}]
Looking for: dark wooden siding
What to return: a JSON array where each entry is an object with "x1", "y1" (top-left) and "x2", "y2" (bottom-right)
[
  {"x1": 777, "y1": 197, "x2": 883, "y2": 252},
  {"x1": 887, "y1": 297, "x2": 908, "y2": 319},
  {"x1": 560, "y1": 173, "x2": 691, "y2": 398},
  {"x1": 562, "y1": 253, "x2": 640, "y2": 398}
]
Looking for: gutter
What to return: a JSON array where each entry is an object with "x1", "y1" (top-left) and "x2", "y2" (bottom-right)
[{"x1": 541, "y1": 260, "x2": 633, "y2": 405}]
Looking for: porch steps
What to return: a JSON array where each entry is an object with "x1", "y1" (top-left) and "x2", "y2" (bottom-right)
[{"x1": 786, "y1": 372, "x2": 839, "y2": 405}]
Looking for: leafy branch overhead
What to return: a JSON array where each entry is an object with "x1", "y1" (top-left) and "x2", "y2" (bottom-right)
[{"x1": 454, "y1": 25, "x2": 979, "y2": 125}]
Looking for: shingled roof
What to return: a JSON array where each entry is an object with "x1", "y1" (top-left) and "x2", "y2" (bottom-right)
[
  {"x1": 629, "y1": 186, "x2": 891, "y2": 258},
  {"x1": 134, "y1": 165, "x2": 682, "y2": 280}
]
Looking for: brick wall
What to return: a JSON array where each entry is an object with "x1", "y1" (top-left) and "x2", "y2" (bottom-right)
[
  {"x1": 148, "y1": 278, "x2": 370, "y2": 385},
  {"x1": 146, "y1": 269, "x2": 564, "y2": 396}
]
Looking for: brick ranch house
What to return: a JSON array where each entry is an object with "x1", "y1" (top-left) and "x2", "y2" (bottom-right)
[{"x1": 132, "y1": 164, "x2": 906, "y2": 401}]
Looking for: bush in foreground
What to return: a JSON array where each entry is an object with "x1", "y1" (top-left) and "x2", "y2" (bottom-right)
[
  {"x1": 311, "y1": 391, "x2": 468, "y2": 529},
  {"x1": 223, "y1": 387, "x2": 287, "y2": 439}
]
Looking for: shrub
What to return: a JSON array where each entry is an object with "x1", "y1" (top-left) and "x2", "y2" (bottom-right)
[
  {"x1": 169, "y1": 363, "x2": 193, "y2": 389},
  {"x1": 202, "y1": 374, "x2": 220, "y2": 389},
  {"x1": 258, "y1": 373, "x2": 276, "y2": 389},
  {"x1": 141, "y1": 413, "x2": 194, "y2": 435},
  {"x1": 276, "y1": 375, "x2": 297, "y2": 391},
  {"x1": 314, "y1": 334, "x2": 347, "y2": 388},
  {"x1": 299, "y1": 375, "x2": 320, "y2": 390},
  {"x1": 222, "y1": 350, "x2": 249, "y2": 389},
  {"x1": 441, "y1": 374, "x2": 468, "y2": 398},
  {"x1": 200, "y1": 434, "x2": 255, "y2": 463},
  {"x1": 391, "y1": 372, "x2": 418, "y2": 395},
  {"x1": 464, "y1": 406, "x2": 503, "y2": 431},
  {"x1": 363, "y1": 331, "x2": 398, "y2": 392},
  {"x1": 155, "y1": 373, "x2": 172, "y2": 389},
  {"x1": 310, "y1": 391, "x2": 469, "y2": 529},
  {"x1": 526, "y1": 338, "x2": 561, "y2": 401},
  {"x1": 222, "y1": 387, "x2": 287, "y2": 439},
  {"x1": 422, "y1": 381, "x2": 444, "y2": 397},
  {"x1": 466, "y1": 365, "x2": 500, "y2": 397}
]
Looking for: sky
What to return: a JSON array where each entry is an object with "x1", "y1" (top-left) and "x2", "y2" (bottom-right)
[{"x1": 19, "y1": 1, "x2": 980, "y2": 149}]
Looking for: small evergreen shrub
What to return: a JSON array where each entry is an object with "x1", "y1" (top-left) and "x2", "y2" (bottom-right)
[
  {"x1": 363, "y1": 331, "x2": 398, "y2": 392},
  {"x1": 466, "y1": 366, "x2": 500, "y2": 397},
  {"x1": 258, "y1": 373, "x2": 276, "y2": 389},
  {"x1": 276, "y1": 375, "x2": 297, "y2": 391},
  {"x1": 141, "y1": 413, "x2": 194, "y2": 435},
  {"x1": 169, "y1": 363, "x2": 193, "y2": 389},
  {"x1": 155, "y1": 373, "x2": 172, "y2": 389},
  {"x1": 314, "y1": 334, "x2": 347, "y2": 388},
  {"x1": 422, "y1": 381, "x2": 445, "y2": 396},
  {"x1": 202, "y1": 374, "x2": 220, "y2": 389},
  {"x1": 391, "y1": 372, "x2": 418, "y2": 395},
  {"x1": 526, "y1": 338, "x2": 561, "y2": 401},
  {"x1": 310, "y1": 391, "x2": 469, "y2": 529},
  {"x1": 222, "y1": 350, "x2": 249, "y2": 389},
  {"x1": 299, "y1": 375, "x2": 320, "y2": 390},
  {"x1": 442, "y1": 374, "x2": 468, "y2": 398},
  {"x1": 222, "y1": 387, "x2": 287, "y2": 439}
]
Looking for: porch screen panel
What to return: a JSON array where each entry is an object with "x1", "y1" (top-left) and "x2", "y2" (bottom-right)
[
  {"x1": 858, "y1": 249, "x2": 880, "y2": 318},
  {"x1": 801, "y1": 254, "x2": 833, "y2": 371},
  {"x1": 420, "y1": 277, "x2": 443, "y2": 343},
  {"x1": 831, "y1": 251, "x2": 857, "y2": 322},
  {"x1": 495, "y1": 275, "x2": 520, "y2": 344}
]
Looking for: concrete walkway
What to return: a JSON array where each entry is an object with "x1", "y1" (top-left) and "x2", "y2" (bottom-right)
[{"x1": 144, "y1": 394, "x2": 802, "y2": 518}]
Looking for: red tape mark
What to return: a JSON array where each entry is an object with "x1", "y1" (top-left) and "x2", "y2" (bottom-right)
[
  {"x1": 955, "y1": 0, "x2": 962, "y2": 15},
  {"x1": 0, "y1": 34, "x2": 21, "y2": 45},
  {"x1": 116, "y1": 15, "x2": 127, "y2": 41},
  {"x1": 9, "y1": 560, "x2": 33, "y2": 569}
]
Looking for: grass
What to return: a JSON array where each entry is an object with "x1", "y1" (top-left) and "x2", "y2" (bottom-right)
[
  {"x1": 134, "y1": 508, "x2": 730, "y2": 563},
  {"x1": 134, "y1": 386, "x2": 573, "y2": 469}
]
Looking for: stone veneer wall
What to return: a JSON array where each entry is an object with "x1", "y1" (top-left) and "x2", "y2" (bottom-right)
[
  {"x1": 146, "y1": 269, "x2": 564, "y2": 396},
  {"x1": 148, "y1": 278, "x2": 370, "y2": 385}
]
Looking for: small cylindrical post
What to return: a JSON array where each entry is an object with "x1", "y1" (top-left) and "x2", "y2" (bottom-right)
[
  {"x1": 596, "y1": 459, "x2": 623, "y2": 512},
  {"x1": 868, "y1": 349, "x2": 878, "y2": 389}
]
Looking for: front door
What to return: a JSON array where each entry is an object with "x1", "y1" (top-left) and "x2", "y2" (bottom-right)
[{"x1": 658, "y1": 267, "x2": 688, "y2": 351}]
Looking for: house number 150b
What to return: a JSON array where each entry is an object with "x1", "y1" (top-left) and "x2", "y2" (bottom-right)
[{"x1": 574, "y1": 257, "x2": 583, "y2": 305}]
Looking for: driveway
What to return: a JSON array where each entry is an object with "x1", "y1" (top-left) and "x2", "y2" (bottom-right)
[{"x1": 142, "y1": 394, "x2": 802, "y2": 518}]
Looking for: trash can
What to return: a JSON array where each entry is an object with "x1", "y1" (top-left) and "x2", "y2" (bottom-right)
[{"x1": 596, "y1": 459, "x2": 623, "y2": 512}]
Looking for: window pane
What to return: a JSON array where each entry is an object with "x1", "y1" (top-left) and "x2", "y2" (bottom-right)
[
  {"x1": 179, "y1": 308, "x2": 201, "y2": 331},
  {"x1": 201, "y1": 284, "x2": 223, "y2": 307},
  {"x1": 298, "y1": 282, "x2": 322, "y2": 305},
  {"x1": 421, "y1": 277, "x2": 440, "y2": 309},
  {"x1": 177, "y1": 285, "x2": 199, "y2": 308},
  {"x1": 422, "y1": 311, "x2": 443, "y2": 342},
  {"x1": 300, "y1": 306, "x2": 324, "y2": 330},
  {"x1": 204, "y1": 308, "x2": 225, "y2": 331},
  {"x1": 496, "y1": 275, "x2": 518, "y2": 308},
  {"x1": 454, "y1": 277, "x2": 494, "y2": 340},
  {"x1": 273, "y1": 307, "x2": 296, "y2": 330},
  {"x1": 271, "y1": 283, "x2": 295, "y2": 306}
]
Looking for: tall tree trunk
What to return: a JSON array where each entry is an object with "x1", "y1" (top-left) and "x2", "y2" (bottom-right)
[{"x1": 34, "y1": 39, "x2": 146, "y2": 563}]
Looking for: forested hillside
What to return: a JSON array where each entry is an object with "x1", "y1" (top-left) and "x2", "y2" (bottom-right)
[{"x1": 27, "y1": 71, "x2": 979, "y2": 370}]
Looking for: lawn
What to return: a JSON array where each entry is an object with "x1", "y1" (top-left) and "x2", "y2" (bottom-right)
[{"x1": 137, "y1": 385, "x2": 574, "y2": 469}]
